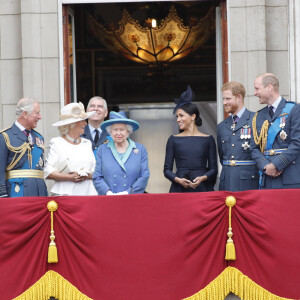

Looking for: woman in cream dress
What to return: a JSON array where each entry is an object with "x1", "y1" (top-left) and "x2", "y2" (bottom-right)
[{"x1": 44, "y1": 102, "x2": 97, "y2": 196}]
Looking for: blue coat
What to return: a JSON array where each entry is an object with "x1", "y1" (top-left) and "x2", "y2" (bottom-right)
[
  {"x1": 81, "y1": 125, "x2": 109, "y2": 153},
  {"x1": 250, "y1": 98, "x2": 300, "y2": 189},
  {"x1": 217, "y1": 108, "x2": 259, "y2": 191},
  {"x1": 0, "y1": 124, "x2": 47, "y2": 197},
  {"x1": 93, "y1": 139, "x2": 150, "y2": 195}
]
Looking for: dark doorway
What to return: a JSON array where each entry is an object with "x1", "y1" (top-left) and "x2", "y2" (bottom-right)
[{"x1": 69, "y1": 1, "x2": 221, "y2": 109}]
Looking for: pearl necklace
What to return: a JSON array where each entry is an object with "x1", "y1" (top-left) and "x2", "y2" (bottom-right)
[{"x1": 65, "y1": 134, "x2": 80, "y2": 144}]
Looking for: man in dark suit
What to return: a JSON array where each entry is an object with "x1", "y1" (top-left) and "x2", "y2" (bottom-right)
[
  {"x1": 81, "y1": 96, "x2": 109, "y2": 155},
  {"x1": 250, "y1": 73, "x2": 300, "y2": 189},
  {"x1": 0, "y1": 97, "x2": 48, "y2": 197},
  {"x1": 217, "y1": 81, "x2": 259, "y2": 191}
]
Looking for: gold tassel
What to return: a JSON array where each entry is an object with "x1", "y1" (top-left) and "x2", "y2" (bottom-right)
[
  {"x1": 47, "y1": 201, "x2": 58, "y2": 263},
  {"x1": 225, "y1": 196, "x2": 236, "y2": 261}
]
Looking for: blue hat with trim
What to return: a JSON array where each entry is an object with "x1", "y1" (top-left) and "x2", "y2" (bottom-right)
[
  {"x1": 173, "y1": 85, "x2": 195, "y2": 114},
  {"x1": 100, "y1": 111, "x2": 140, "y2": 132}
]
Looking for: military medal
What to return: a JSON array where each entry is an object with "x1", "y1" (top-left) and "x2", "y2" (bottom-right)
[
  {"x1": 279, "y1": 130, "x2": 287, "y2": 141},
  {"x1": 38, "y1": 157, "x2": 44, "y2": 168},
  {"x1": 242, "y1": 141, "x2": 250, "y2": 150},
  {"x1": 28, "y1": 135, "x2": 34, "y2": 146},
  {"x1": 240, "y1": 128, "x2": 245, "y2": 139},
  {"x1": 35, "y1": 137, "x2": 45, "y2": 149},
  {"x1": 279, "y1": 116, "x2": 287, "y2": 141},
  {"x1": 247, "y1": 128, "x2": 251, "y2": 139},
  {"x1": 231, "y1": 123, "x2": 236, "y2": 130},
  {"x1": 15, "y1": 184, "x2": 20, "y2": 194}
]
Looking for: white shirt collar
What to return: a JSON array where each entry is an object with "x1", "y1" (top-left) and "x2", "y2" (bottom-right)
[
  {"x1": 88, "y1": 124, "x2": 101, "y2": 136},
  {"x1": 269, "y1": 96, "x2": 282, "y2": 111},
  {"x1": 231, "y1": 106, "x2": 245, "y2": 120},
  {"x1": 15, "y1": 120, "x2": 26, "y2": 132},
  {"x1": 236, "y1": 106, "x2": 246, "y2": 119}
]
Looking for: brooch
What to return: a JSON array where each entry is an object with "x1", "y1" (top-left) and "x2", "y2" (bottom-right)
[{"x1": 133, "y1": 149, "x2": 139, "y2": 154}]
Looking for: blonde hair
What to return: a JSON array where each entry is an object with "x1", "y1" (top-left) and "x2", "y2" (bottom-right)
[{"x1": 58, "y1": 123, "x2": 77, "y2": 135}]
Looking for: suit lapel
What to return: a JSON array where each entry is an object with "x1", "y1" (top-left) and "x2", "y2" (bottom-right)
[
  {"x1": 224, "y1": 116, "x2": 233, "y2": 131},
  {"x1": 234, "y1": 109, "x2": 250, "y2": 132},
  {"x1": 272, "y1": 98, "x2": 286, "y2": 121},
  {"x1": 98, "y1": 130, "x2": 108, "y2": 146},
  {"x1": 12, "y1": 123, "x2": 27, "y2": 143}
]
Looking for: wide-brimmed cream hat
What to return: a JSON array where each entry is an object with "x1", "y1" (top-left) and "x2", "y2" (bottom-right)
[{"x1": 52, "y1": 102, "x2": 95, "y2": 126}]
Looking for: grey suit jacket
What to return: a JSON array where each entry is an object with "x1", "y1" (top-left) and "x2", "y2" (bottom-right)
[{"x1": 81, "y1": 125, "x2": 109, "y2": 153}]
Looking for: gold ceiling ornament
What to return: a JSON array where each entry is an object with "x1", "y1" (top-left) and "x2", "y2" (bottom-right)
[{"x1": 88, "y1": 5, "x2": 215, "y2": 67}]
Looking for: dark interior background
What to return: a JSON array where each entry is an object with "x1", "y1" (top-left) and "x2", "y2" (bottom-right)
[{"x1": 72, "y1": 1, "x2": 221, "y2": 109}]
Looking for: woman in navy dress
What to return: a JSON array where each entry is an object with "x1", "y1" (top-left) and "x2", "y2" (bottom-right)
[{"x1": 164, "y1": 86, "x2": 218, "y2": 193}]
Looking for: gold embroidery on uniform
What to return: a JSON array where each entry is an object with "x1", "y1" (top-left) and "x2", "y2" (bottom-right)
[
  {"x1": 1, "y1": 132, "x2": 32, "y2": 170},
  {"x1": 252, "y1": 112, "x2": 269, "y2": 153}
]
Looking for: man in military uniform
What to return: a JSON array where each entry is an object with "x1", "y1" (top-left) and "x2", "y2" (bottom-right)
[
  {"x1": 217, "y1": 81, "x2": 259, "y2": 191},
  {"x1": 251, "y1": 73, "x2": 300, "y2": 189},
  {"x1": 0, "y1": 97, "x2": 47, "y2": 197},
  {"x1": 81, "y1": 96, "x2": 109, "y2": 156}
]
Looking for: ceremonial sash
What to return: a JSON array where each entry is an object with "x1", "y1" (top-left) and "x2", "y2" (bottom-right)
[
  {"x1": 265, "y1": 102, "x2": 295, "y2": 151},
  {"x1": 259, "y1": 102, "x2": 295, "y2": 189},
  {"x1": 8, "y1": 135, "x2": 44, "y2": 197}
]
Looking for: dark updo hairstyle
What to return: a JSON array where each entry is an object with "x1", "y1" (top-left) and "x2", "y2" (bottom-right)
[{"x1": 179, "y1": 103, "x2": 202, "y2": 127}]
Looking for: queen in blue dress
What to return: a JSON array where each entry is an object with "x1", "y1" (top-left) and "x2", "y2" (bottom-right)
[
  {"x1": 93, "y1": 111, "x2": 150, "y2": 195},
  {"x1": 164, "y1": 86, "x2": 218, "y2": 193}
]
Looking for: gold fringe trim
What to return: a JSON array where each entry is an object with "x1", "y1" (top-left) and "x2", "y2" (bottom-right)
[
  {"x1": 13, "y1": 271, "x2": 93, "y2": 300},
  {"x1": 183, "y1": 267, "x2": 295, "y2": 300}
]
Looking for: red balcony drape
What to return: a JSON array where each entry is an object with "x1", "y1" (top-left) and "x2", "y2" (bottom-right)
[{"x1": 0, "y1": 190, "x2": 299, "y2": 300}]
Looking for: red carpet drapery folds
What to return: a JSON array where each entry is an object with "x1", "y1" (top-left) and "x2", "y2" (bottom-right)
[{"x1": 0, "y1": 190, "x2": 299, "y2": 299}]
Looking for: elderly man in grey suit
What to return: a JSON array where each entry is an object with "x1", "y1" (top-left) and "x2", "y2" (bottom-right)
[
  {"x1": 217, "y1": 81, "x2": 259, "y2": 191},
  {"x1": 251, "y1": 73, "x2": 300, "y2": 189},
  {"x1": 81, "y1": 96, "x2": 109, "y2": 156}
]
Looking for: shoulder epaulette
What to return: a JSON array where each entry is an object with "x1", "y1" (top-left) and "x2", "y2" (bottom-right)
[{"x1": 0, "y1": 127, "x2": 11, "y2": 133}]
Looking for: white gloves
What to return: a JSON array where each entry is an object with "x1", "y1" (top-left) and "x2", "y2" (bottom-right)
[
  {"x1": 106, "y1": 190, "x2": 128, "y2": 196},
  {"x1": 116, "y1": 191, "x2": 128, "y2": 195}
]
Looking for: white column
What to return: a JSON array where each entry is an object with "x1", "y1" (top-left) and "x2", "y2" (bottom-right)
[{"x1": 289, "y1": 0, "x2": 300, "y2": 103}]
